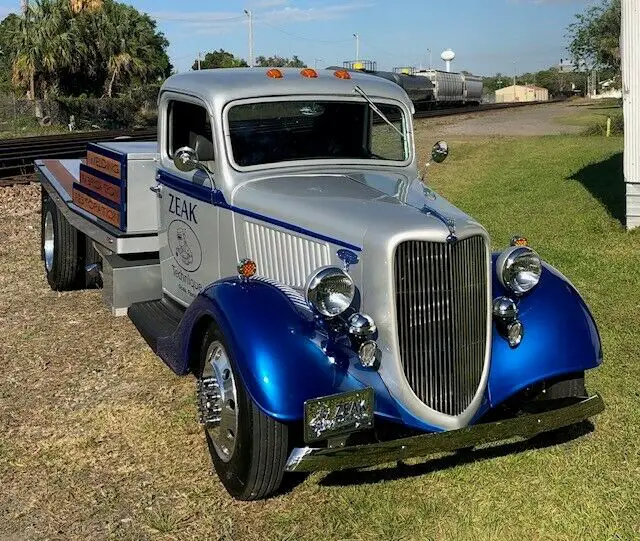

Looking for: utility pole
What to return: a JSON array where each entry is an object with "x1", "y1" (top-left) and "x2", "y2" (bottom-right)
[
  {"x1": 197, "y1": 51, "x2": 201, "y2": 70},
  {"x1": 314, "y1": 58, "x2": 323, "y2": 69},
  {"x1": 353, "y1": 33, "x2": 359, "y2": 61},
  {"x1": 244, "y1": 9, "x2": 254, "y2": 67},
  {"x1": 427, "y1": 48, "x2": 432, "y2": 70}
]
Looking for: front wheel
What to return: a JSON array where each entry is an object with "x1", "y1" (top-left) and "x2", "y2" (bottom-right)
[{"x1": 196, "y1": 324, "x2": 289, "y2": 500}]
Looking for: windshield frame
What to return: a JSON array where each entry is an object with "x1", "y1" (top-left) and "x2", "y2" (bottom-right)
[{"x1": 222, "y1": 95, "x2": 413, "y2": 173}]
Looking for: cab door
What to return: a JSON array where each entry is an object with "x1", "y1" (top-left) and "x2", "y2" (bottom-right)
[{"x1": 156, "y1": 95, "x2": 220, "y2": 307}]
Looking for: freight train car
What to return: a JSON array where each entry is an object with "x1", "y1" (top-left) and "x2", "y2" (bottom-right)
[
  {"x1": 336, "y1": 62, "x2": 483, "y2": 109},
  {"x1": 329, "y1": 62, "x2": 435, "y2": 111},
  {"x1": 415, "y1": 69, "x2": 483, "y2": 106},
  {"x1": 462, "y1": 74, "x2": 483, "y2": 104}
]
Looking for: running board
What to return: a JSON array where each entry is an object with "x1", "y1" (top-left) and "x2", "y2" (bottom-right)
[{"x1": 128, "y1": 298, "x2": 185, "y2": 353}]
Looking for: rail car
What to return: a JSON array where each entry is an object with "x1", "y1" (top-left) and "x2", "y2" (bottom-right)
[
  {"x1": 333, "y1": 61, "x2": 483, "y2": 109},
  {"x1": 327, "y1": 63, "x2": 435, "y2": 110},
  {"x1": 415, "y1": 69, "x2": 482, "y2": 106}
]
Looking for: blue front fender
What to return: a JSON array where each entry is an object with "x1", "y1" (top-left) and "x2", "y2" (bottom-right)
[
  {"x1": 157, "y1": 279, "x2": 402, "y2": 423},
  {"x1": 484, "y1": 255, "x2": 603, "y2": 412}
]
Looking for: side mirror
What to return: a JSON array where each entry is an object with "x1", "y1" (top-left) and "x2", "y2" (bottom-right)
[
  {"x1": 174, "y1": 146, "x2": 199, "y2": 173},
  {"x1": 431, "y1": 141, "x2": 449, "y2": 164}
]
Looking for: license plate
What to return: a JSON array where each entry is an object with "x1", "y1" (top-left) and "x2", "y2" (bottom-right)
[{"x1": 304, "y1": 388, "x2": 374, "y2": 443}]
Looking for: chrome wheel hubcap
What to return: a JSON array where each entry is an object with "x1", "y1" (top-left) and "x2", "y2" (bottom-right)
[
  {"x1": 198, "y1": 341, "x2": 238, "y2": 462},
  {"x1": 44, "y1": 211, "x2": 54, "y2": 272}
]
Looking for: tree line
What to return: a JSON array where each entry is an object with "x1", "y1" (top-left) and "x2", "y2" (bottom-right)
[
  {"x1": 191, "y1": 50, "x2": 305, "y2": 71},
  {"x1": 482, "y1": 0, "x2": 620, "y2": 98}
]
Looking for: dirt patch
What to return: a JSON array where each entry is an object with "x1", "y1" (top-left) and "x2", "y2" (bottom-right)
[
  {"x1": 0, "y1": 184, "x2": 261, "y2": 540},
  {"x1": 416, "y1": 102, "x2": 584, "y2": 138}
]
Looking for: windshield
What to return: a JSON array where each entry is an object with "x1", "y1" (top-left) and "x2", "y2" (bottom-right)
[{"x1": 227, "y1": 100, "x2": 408, "y2": 167}]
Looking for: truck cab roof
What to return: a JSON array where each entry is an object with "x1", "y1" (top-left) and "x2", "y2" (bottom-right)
[{"x1": 160, "y1": 68, "x2": 414, "y2": 112}]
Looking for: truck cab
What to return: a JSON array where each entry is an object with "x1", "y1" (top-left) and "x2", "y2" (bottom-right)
[{"x1": 37, "y1": 67, "x2": 603, "y2": 501}]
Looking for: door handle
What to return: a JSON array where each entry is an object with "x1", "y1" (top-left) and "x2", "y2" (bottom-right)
[{"x1": 150, "y1": 185, "x2": 162, "y2": 197}]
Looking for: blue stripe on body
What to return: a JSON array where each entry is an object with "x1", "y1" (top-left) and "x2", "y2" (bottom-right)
[{"x1": 157, "y1": 169, "x2": 362, "y2": 252}]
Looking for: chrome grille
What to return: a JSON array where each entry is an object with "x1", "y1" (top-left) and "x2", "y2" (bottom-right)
[{"x1": 394, "y1": 236, "x2": 488, "y2": 416}]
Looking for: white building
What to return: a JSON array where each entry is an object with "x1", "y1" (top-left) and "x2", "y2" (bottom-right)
[{"x1": 622, "y1": 0, "x2": 639, "y2": 229}]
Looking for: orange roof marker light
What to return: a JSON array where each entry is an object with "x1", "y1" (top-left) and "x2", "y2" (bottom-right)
[
  {"x1": 334, "y1": 69, "x2": 351, "y2": 80},
  {"x1": 266, "y1": 68, "x2": 284, "y2": 79},
  {"x1": 300, "y1": 68, "x2": 318, "y2": 78}
]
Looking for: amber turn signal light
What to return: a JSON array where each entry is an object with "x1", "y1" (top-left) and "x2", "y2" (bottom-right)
[
  {"x1": 510, "y1": 236, "x2": 529, "y2": 247},
  {"x1": 237, "y1": 259, "x2": 257, "y2": 279},
  {"x1": 300, "y1": 68, "x2": 318, "y2": 78}
]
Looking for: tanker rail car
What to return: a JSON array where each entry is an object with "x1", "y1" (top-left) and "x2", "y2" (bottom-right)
[
  {"x1": 334, "y1": 61, "x2": 483, "y2": 109},
  {"x1": 415, "y1": 69, "x2": 483, "y2": 106},
  {"x1": 327, "y1": 63, "x2": 435, "y2": 110}
]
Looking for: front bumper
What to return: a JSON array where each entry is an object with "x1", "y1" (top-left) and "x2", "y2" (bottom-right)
[{"x1": 285, "y1": 394, "x2": 604, "y2": 472}]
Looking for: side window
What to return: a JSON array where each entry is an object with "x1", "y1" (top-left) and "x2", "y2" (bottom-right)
[{"x1": 168, "y1": 100, "x2": 215, "y2": 162}]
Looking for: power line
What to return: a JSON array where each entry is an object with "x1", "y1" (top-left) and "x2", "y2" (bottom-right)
[
  {"x1": 155, "y1": 14, "x2": 245, "y2": 24},
  {"x1": 257, "y1": 17, "x2": 352, "y2": 44}
]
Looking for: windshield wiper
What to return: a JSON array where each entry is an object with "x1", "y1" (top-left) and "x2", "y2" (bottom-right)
[{"x1": 354, "y1": 85, "x2": 405, "y2": 141}]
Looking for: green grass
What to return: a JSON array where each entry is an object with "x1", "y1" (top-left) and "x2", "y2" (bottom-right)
[
  {"x1": 258, "y1": 135, "x2": 639, "y2": 541},
  {"x1": 555, "y1": 99, "x2": 622, "y2": 129},
  {"x1": 0, "y1": 115, "x2": 69, "y2": 139}
]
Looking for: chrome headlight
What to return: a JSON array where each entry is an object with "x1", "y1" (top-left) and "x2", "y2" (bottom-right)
[
  {"x1": 305, "y1": 266, "x2": 355, "y2": 317},
  {"x1": 497, "y1": 246, "x2": 542, "y2": 295}
]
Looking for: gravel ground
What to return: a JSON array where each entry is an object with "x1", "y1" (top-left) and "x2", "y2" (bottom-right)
[{"x1": 415, "y1": 102, "x2": 583, "y2": 138}]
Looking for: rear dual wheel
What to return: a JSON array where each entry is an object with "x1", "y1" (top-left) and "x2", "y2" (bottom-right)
[
  {"x1": 42, "y1": 191, "x2": 81, "y2": 291},
  {"x1": 41, "y1": 188, "x2": 101, "y2": 291},
  {"x1": 196, "y1": 323, "x2": 289, "y2": 500}
]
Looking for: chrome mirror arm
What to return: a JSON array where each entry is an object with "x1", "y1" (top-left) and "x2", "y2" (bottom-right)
[{"x1": 173, "y1": 146, "x2": 217, "y2": 191}]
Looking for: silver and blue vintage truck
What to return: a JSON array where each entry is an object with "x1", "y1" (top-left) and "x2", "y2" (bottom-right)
[{"x1": 37, "y1": 67, "x2": 604, "y2": 500}]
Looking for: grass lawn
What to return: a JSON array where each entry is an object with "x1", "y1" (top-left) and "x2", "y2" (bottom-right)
[
  {"x1": 2, "y1": 133, "x2": 639, "y2": 541},
  {"x1": 555, "y1": 99, "x2": 623, "y2": 129},
  {"x1": 0, "y1": 116, "x2": 70, "y2": 139}
]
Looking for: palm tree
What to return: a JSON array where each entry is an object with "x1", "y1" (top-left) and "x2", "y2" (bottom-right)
[
  {"x1": 97, "y1": 2, "x2": 153, "y2": 97},
  {"x1": 12, "y1": 0, "x2": 84, "y2": 116}
]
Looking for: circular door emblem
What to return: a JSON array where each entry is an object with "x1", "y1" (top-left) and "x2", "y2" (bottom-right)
[{"x1": 168, "y1": 220, "x2": 202, "y2": 272}]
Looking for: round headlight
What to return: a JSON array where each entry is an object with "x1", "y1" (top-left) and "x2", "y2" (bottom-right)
[
  {"x1": 497, "y1": 246, "x2": 542, "y2": 295},
  {"x1": 305, "y1": 266, "x2": 355, "y2": 317}
]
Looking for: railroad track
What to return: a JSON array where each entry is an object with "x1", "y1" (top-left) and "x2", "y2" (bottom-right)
[
  {"x1": 413, "y1": 99, "x2": 559, "y2": 120},
  {"x1": 0, "y1": 128, "x2": 156, "y2": 185},
  {"x1": 0, "y1": 100, "x2": 559, "y2": 187}
]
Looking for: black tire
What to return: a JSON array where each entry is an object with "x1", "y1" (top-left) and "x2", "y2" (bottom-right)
[
  {"x1": 42, "y1": 193, "x2": 82, "y2": 291},
  {"x1": 197, "y1": 323, "x2": 289, "y2": 500}
]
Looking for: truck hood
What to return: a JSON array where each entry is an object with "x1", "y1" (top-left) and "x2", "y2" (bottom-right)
[{"x1": 231, "y1": 171, "x2": 477, "y2": 250}]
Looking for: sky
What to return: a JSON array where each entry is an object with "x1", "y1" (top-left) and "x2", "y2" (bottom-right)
[{"x1": 1, "y1": 0, "x2": 600, "y2": 76}]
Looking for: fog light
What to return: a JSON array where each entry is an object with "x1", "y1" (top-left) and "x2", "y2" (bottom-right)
[
  {"x1": 358, "y1": 340, "x2": 378, "y2": 368},
  {"x1": 507, "y1": 320, "x2": 524, "y2": 348},
  {"x1": 348, "y1": 313, "x2": 377, "y2": 338},
  {"x1": 492, "y1": 296, "x2": 518, "y2": 320}
]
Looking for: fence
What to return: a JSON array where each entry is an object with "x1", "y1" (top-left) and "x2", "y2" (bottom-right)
[{"x1": 0, "y1": 87, "x2": 159, "y2": 134}]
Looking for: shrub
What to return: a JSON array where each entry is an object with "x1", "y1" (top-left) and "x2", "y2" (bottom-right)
[
  {"x1": 583, "y1": 112, "x2": 624, "y2": 136},
  {"x1": 55, "y1": 85, "x2": 160, "y2": 130}
]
